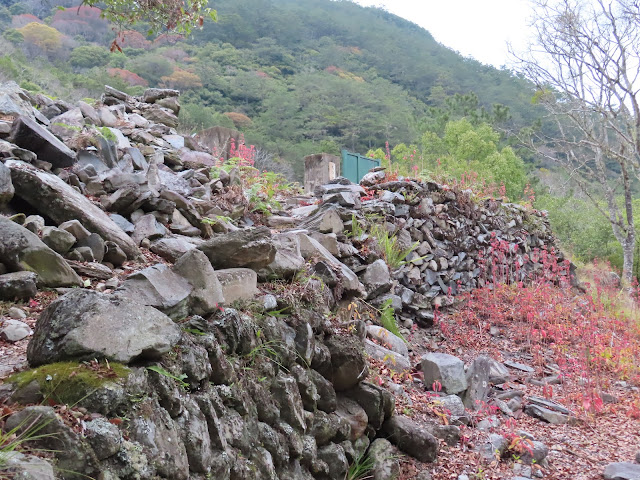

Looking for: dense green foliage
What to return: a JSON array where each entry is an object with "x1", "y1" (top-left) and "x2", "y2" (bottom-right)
[
  {"x1": 0, "y1": 0, "x2": 544, "y2": 183},
  {"x1": 376, "y1": 118, "x2": 527, "y2": 199},
  {"x1": 536, "y1": 194, "x2": 640, "y2": 276}
]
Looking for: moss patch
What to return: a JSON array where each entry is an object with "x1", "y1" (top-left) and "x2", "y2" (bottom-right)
[{"x1": 8, "y1": 361, "x2": 130, "y2": 405}]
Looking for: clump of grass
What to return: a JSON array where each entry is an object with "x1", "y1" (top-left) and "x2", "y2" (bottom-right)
[
  {"x1": 347, "y1": 214, "x2": 366, "y2": 239},
  {"x1": 370, "y1": 224, "x2": 418, "y2": 268},
  {"x1": 345, "y1": 452, "x2": 374, "y2": 480},
  {"x1": 0, "y1": 412, "x2": 57, "y2": 472}
]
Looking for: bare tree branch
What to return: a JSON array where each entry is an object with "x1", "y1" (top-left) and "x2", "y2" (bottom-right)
[{"x1": 512, "y1": 0, "x2": 640, "y2": 283}]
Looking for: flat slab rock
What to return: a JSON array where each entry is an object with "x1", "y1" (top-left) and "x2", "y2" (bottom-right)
[
  {"x1": 365, "y1": 339, "x2": 411, "y2": 373},
  {"x1": 523, "y1": 404, "x2": 577, "y2": 425},
  {"x1": 27, "y1": 289, "x2": 181, "y2": 366},
  {"x1": 11, "y1": 115, "x2": 76, "y2": 168},
  {"x1": 604, "y1": 462, "x2": 640, "y2": 480},
  {"x1": 504, "y1": 360, "x2": 535, "y2": 373},
  {"x1": 198, "y1": 226, "x2": 276, "y2": 270}
]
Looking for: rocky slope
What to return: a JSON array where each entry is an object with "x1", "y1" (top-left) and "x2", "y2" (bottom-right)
[{"x1": 0, "y1": 82, "x2": 634, "y2": 480}]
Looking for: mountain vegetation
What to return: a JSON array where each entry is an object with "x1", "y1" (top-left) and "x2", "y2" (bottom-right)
[
  {"x1": 0, "y1": 0, "x2": 542, "y2": 174},
  {"x1": 0, "y1": 0, "x2": 636, "y2": 275}
]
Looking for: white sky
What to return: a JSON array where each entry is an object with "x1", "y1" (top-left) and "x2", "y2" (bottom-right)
[{"x1": 353, "y1": 0, "x2": 533, "y2": 68}]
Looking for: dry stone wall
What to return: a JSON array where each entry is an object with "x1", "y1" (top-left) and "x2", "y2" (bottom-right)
[{"x1": 0, "y1": 83, "x2": 564, "y2": 480}]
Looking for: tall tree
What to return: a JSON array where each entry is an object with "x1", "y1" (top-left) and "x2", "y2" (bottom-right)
[{"x1": 514, "y1": 0, "x2": 640, "y2": 284}]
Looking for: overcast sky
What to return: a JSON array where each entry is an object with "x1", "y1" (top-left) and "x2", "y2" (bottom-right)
[{"x1": 353, "y1": 0, "x2": 533, "y2": 68}]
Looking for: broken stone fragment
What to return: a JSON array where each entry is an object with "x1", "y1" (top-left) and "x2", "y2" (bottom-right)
[
  {"x1": 214, "y1": 268, "x2": 259, "y2": 303},
  {"x1": 420, "y1": 352, "x2": 468, "y2": 395},
  {"x1": 40, "y1": 226, "x2": 76, "y2": 255},
  {"x1": 0, "y1": 160, "x2": 14, "y2": 206},
  {"x1": 0, "y1": 216, "x2": 82, "y2": 288},
  {"x1": 0, "y1": 271, "x2": 37, "y2": 301},
  {"x1": 0, "y1": 319, "x2": 32, "y2": 342},
  {"x1": 10, "y1": 115, "x2": 76, "y2": 168}
]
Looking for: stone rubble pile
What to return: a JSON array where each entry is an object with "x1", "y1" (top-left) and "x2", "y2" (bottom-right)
[{"x1": 0, "y1": 82, "x2": 623, "y2": 480}]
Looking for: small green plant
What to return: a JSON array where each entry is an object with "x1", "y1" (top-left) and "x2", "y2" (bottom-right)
[
  {"x1": 53, "y1": 122, "x2": 82, "y2": 132},
  {"x1": 97, "y1": 126, "x2": 117, "y2": 142},
  {"x1": 244, "y1": 332, "x2": 287, "y2": 371},
  {"x1": 472, "y1": 465, "x2": 486, "y2": 480},
  {"x1": 378, "y1": 298, "x2": 405, "y2": 342},
  {"x1": 370, "y1": 224, "x2": 419, "y2": 268},
  {"x1": 202, "y1": 214, "x2": 234, "y2": 226},
  {"x1": 265, "y1": 307, "x2": 289, "y2": 318},
  {"x1": 345, "y1": 452, "x2": 375, "y2": 480},
  {"x1": 147, "y1": 365, "x2": 189, "y2": 389},
  {"x1": 210, "y1": 157, "x2": 240, "y2": 178},
  {"x1": 347, "y1": 214, "x2": 366, "y2": 239},
  {"x1": 182, "y1": 327, "x2": 206, "y2": 336}
]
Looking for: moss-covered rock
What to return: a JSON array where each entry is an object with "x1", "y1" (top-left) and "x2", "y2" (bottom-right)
[{"x1": 7, "y1": 361, "x2": 130, "y2": 406}]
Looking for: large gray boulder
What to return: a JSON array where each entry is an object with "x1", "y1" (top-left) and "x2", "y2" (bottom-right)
[
  {"x1": 382, "y1": 415, "x2": 439, "y2": 463},
  {"x1": 421, "y1": 352, "x2": 468, "y2": 395},
  {"x1": 116, "y1": 264, "x2": 192, "y2": 320},
  {"x1": 0, "y1": 216, "x2": 82, "y2": 288},
  {"x1": 198, "y1": 226, "x2": 276, "y2": 270},
  {"x1": 6, "y1": 160, "x2": 139, "y2": 259},
  {"x1": 321, "y1": 335, "x2": 368, "y2": 391},
  {"x1": 27, "y1": 289, "x2": 181, "y2": 366},
  {"x1": 10, "y1": 116, "x2": 76, "y2": 168}
]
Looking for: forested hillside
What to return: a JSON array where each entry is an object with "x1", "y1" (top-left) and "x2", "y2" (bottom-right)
[{"x1": 0, "y1": 0, "x2": 543, "y2": 178}]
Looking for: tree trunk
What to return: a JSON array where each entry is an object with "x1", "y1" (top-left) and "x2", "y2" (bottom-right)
[{"x1": 622, "y1": 233, "x2": 636, "y2": 286}]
